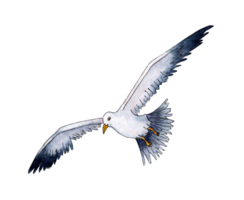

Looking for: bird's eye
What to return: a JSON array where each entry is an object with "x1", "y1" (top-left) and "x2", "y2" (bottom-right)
[{"x1": 107, "y1": 117, "x2": 111, "y2": 121}]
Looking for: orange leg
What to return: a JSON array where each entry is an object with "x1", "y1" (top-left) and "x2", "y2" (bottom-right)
[
  {"x1": 141, "y1": 137, "x2": 151, "y2": 147},
  {"x1": 148, "y1": 127, "x2": 159, "y2": 136}
]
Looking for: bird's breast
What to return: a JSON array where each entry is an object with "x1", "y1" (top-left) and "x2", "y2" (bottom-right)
[{"x1": 112, "y1": 114, "x2": 150, "y2": 139}]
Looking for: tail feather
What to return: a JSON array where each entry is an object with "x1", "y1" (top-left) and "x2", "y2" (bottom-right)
[{"x1": 136, "y1": 99, "x2": 173, "y2": 165}]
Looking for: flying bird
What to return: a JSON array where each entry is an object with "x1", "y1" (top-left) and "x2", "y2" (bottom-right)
[{"x1": 28, "y1": 25, "x2": 213, "y2": 173}]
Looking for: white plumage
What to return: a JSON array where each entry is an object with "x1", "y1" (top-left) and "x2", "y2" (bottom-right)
[{"x1": 28, "y1": 25, "x2": 213, "y2": 173}]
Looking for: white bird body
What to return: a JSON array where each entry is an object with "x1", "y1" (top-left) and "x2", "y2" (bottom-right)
[
  {"x1": 28, "y1": 25, "x2": 213, "y2": 173},
  {"x1": 104, "y1": 110, "x2": 150, "y2": 138}
]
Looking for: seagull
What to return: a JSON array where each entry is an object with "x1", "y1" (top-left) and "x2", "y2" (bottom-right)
[{"x1": 28, "y1": 25, "x2": 213, "y2": 173}]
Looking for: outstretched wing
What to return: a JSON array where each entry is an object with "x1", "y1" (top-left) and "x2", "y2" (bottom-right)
[
  {"x1": 28, "y1": 118, "x2": 103, "y2": 174},
  {"x1": 120, "y1": 25, "x2": 213, "y2": 115}
]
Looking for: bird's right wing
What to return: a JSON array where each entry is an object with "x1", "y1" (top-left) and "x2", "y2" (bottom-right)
[
  {"x1": 119, "y1": 25, "x2": 213, "y2": 115},
  {"x1": 28, "y1": 118, "x2": 103, "y2": 174}
]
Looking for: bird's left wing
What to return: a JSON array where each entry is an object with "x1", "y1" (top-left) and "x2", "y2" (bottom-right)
[
  {"x1": 28, "y1": 118, "x2": 103, "y2": 174},
  {"x1": 120, "y1": 25, "x2": 213, "y2": 115}
]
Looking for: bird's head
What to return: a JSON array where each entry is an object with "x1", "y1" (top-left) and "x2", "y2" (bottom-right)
[{"x1": 102, "y1": 111, "x2": 115, "y2": 134}]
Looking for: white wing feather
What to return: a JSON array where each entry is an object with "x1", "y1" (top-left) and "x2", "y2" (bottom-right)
[
  {"x1": 118, "y1": 25, "x2": 215, "y2": 115},
  {"x1": 27, "y1": 118, "x2": 103, "y2": 174}
]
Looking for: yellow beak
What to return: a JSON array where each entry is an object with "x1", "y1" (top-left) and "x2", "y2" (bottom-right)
[{"x1": 103, "y1": 124, "x2": 108, "y2": 134}]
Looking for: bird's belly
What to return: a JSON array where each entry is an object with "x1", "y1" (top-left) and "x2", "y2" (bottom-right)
[{"x1": 114, "y1": 115, "x2": 150, "y2": 139}]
